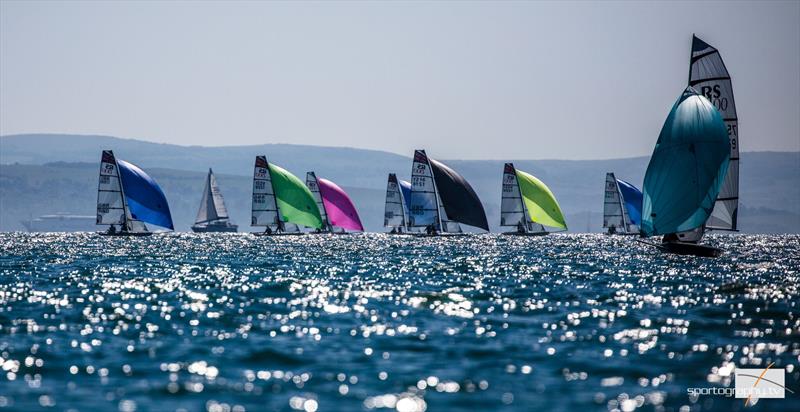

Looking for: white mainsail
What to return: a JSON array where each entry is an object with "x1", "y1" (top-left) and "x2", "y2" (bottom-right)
[
  {"x1": 306, "y1": 172, "x2": 331, "y2": 230},
  {"x1": 603, "y1": 172, "x2": 629, "y2": 233},
  {"x1": 689, "y1": 35, "x2": 739, "y2": 231},
  {"x1": 97, "y1": 150, "x2": 126, "y2": 226},
  {"x1": 195, "y1": 169, "x2": 230, "y2": 225},
  {"x1": 384, "y1": 174, "x2": 408, "y2": 229},
  {"x1": 251, "y1": 156, "x2": 280, "y2": 228}
]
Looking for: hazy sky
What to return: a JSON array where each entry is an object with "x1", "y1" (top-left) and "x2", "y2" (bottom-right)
[{"x1": 1, "y1": 1, "x2": 798, "y2": 159}]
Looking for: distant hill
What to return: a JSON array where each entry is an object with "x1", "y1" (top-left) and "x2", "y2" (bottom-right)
[{"x1": 1, "y1": 134, "x2": 798, "y2": 233}]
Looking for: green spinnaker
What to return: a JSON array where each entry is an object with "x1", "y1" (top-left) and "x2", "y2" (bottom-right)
[
  {"x1": 516, "y1": 170, "x2": 567, "y2": 230},
  {"x1": 268, "y1": 163, "x2": 323, "y2": 229}
]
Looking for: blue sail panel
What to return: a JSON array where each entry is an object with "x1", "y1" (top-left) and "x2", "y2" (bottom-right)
[
  {"x1": 117, "y1": 160, "x2": 174, "y2": 230},
  {"x1": 641, "y1": 87, "x2": 730, "y2": 236},
  {"x1": 399, "y1": 180, "x2": 412, "y2": 218},
  {"x1": 616, "y1": 179, "x2": 643, "y2": 226}
]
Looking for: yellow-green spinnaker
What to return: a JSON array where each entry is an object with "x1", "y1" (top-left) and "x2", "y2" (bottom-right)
[{"x1": 516, "y1": 169, "x2": 567, "y2": 230}]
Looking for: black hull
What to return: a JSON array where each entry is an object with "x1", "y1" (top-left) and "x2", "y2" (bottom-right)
[
  {"x1": 410, "y1": 233, "x2": 470, "y2": 237},
  {"x1": 658, "y1": 241, "x2": 721, "y2": 258},
  {"x1": 309, "y1": 232, "x2": 352, "y2": 236},
  {"x1": 252, "y1": 231, "x2": 305, "y2": 237},
  {"x1": 502, "y1": 231, "x2": 548, "y2": 237},
  {"x1": 98, "y1": 231, "x2": 152, "y2": 237},
  {"x1": 191, "y1": 226, "x2": 238, "y2": 233}
]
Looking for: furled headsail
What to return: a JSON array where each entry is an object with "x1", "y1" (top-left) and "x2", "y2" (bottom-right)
[
  {"x1": 252, "y1": 156, "x2": 322, "y2": 231},
  {"x1": 195, "y1": 169, "x2": 231, "y2": 225},
  {"x1": 689, "y1": 35, "x2": 739, "y2": 231},
  {"x1": 384, "y1": 173, "x2": 411, "y2": 230},
  {"x1": 409, "y1": 150, "x2": 487, "y2": 232},
  {"x1": 314, "y1": 175, "x2": 364, "y2": 232},
  {"x1": 641, "y1": 87, "x2": 730, "y2": 236}
]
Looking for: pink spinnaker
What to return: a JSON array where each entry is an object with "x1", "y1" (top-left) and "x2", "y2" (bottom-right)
[{"x1": 317, "y1": 178, "x2": 364, "y2": 232}]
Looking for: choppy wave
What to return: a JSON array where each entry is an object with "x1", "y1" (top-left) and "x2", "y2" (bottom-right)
[{"x1": 0, "y1": 233, "x2": 798, "y2": 411}]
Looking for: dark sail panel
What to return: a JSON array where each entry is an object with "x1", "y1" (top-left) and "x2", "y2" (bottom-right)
[{"x1": 428, "y1": 158, "x2": 489, "y2": 231}]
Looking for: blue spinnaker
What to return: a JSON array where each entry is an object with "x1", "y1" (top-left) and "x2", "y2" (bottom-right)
[
  {"x1": 616, "y1": 179, "x2": 643, "y2": 227},
  {"x1": 118, "y1": 160, "x2": 174, "y2": 230},
  {"x1": 641, "y1": 87, "x2": 730, "y2": 236},
  {"x1": 399, "y1": 180, "x2": 412, "y2": 218}
]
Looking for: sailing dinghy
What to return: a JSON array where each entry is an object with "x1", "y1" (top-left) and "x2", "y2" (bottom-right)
[
  {"x1": 501, "y1": 163, "x2": 567, "y2": 235},
  {"x1": 640, "y1": 87, "x2": 730, "y2": 257},
  {"x1": 408, "y1": 150, "x2": 488, "y2": 235},
  {"x1": 192, "y1": 169, "x2": 238, "y2": 232},
  {"x1": 384, "y1": 173, "x2": 412, "y2": 234},
  {"x1": 306, "y1": 172, "x2": 364, "y2": 234},
  {"x1": 602, "y1": 172, "x2": 642, "y2": 235},
  {"x1": 251, "y1": 156, "x2": 322, "y2": 235},
  {"x1": 96, "y1": 150, "x2": 174, "y2": 236}
]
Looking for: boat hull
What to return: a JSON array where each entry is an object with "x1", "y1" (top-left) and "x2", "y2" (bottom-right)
[
  {"x1": 191, "y1": 225, "x2": 238, "y2": 233},
  {"x1": 502, "y1": 231, "x2": 548, "y2": 237},
  {"x1": 97, "y1": 231, "x2": 152, "y2": 237},
  {"x1": 252, "y1": 231, "x2": 305, "y2": 237},
  {"x1": 658, "y1": 241, "x2": 721, "y2": 258}
]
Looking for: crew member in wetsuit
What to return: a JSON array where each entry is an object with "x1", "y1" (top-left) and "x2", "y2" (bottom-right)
[
  {"x1": 107, "y1": 224, "x2": 117, "y2": 235},
  {"x1": 517, "y1": 221, "x2": 525, "y2": 234}
]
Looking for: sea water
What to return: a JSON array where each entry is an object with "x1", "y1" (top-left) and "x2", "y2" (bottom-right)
[{"x1": 0, "y1": 233, "x2": 798, "y2": 412}]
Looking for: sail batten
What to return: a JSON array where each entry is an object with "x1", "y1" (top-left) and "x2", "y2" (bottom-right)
[{"x1": 689, "y1": 35, "x2": 739, "y2": 231}]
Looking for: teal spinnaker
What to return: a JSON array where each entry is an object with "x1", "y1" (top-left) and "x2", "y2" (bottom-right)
[{"x1": 641, "y1": 87, "x2": 730, "y2": 236}]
